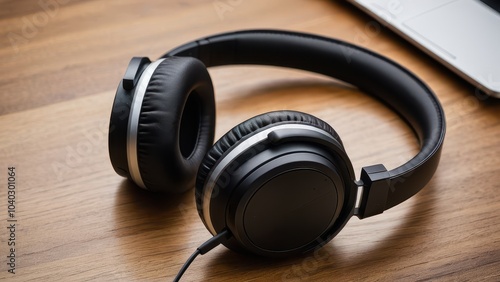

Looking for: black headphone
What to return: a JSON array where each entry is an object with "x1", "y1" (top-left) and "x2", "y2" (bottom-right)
[{"x1": 108, "y1": 29, "x2": 445, "y2": 267}]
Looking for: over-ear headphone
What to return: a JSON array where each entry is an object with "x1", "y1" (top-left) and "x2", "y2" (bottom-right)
[{"x1": 108, "y1": 29, "x2": 445, "y2": 267}]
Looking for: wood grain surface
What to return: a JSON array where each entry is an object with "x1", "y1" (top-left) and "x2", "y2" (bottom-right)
[{"x1": 0, "y1": 0, "x2": 499, "y2": 281}]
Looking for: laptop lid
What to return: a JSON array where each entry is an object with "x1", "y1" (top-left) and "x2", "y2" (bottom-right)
[{"x1": 349, "y1": 0, "x2": 500, "y2": 97}]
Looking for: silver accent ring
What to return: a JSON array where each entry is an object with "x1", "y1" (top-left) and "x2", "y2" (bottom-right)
[
  {"x1": 126, "y1": 59, "x2": 166, "y2": 190},
  {"x1": 202, "y1": 123, "x2": 338, "y2": 235}
]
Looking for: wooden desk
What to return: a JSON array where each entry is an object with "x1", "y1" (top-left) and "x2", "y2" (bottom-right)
[{"x1": 1, "y1": 0, "x2": 499, "y2": 281}]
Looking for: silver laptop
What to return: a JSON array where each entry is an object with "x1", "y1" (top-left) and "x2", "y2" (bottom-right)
[{"x1": 349, "y1": 0, "x2": 500, "y2": 98}]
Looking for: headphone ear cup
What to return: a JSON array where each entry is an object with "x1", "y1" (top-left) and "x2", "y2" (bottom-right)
[
  {"x1": 195, "y1": 110, "x2": 343, "y2": 229},
  {"x1": 136, "y1": 56, "x2": 215, "y2": 193}
]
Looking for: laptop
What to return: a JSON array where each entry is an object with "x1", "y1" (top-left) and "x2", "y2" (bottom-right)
[{"x1": 348, "y1": 0, "x2": 500, "y2": 98}]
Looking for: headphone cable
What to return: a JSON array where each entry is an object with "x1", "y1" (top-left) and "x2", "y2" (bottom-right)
[{"x1": 173, "y1": 230, "x2": 231, "y2": 282}]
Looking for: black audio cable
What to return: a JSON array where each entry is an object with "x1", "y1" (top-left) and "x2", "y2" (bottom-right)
[{"x1": 173, "y1": 230, "x2": 231, "y2": 281}]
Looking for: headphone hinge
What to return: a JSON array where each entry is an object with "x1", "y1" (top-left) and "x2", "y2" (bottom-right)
[
  {"x1": 122, "y1": 57, "x2": 152, "y2": 90},
  {"x1": 358, "y1": 164, "x2": 390, "y2": 219}
]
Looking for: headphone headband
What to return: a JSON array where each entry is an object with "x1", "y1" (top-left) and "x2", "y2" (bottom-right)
[{"x1": 163, "y1": 29, "x2": 445, "y2": 217}]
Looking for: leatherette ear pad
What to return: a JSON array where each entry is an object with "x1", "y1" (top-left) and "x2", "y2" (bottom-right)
[
  {"x1": 195, "y1": 110, "x2": 342, "y2": 218},
  {"x1": 137, "y1": 56, "x2": 215, "y2": 193}
]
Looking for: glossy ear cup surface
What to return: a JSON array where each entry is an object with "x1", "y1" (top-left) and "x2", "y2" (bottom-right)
[
  {"x1": 195, "y1": 110, "x2": 342, "y2": 220},
  {"x1": 137, "y1": 57, "x2": 215, "y2": 193},
  {"x1": 194, "y1": 110, "x2": 356, "y2": 256}
]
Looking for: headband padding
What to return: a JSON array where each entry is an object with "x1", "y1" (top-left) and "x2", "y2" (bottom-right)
[
  {"x1": 195, "y1": 110, "x2": 342, "y2": 218},
  {"x1": 166, "y1": 29, "x2": 446, "y2": 212},
  {"x1": 137, "y1": 56, "x2": 215, "y2": 193}
]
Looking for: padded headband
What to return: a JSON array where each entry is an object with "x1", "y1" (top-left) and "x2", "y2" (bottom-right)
[{"x1": 162, "y1": 30, "x2": 446, "y2": 217}]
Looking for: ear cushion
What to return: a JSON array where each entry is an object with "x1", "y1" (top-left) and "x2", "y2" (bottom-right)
[
  {"x1": 195, "y1": 110, "x2": 342, "y2": 216},
  {"x1": 137, "y1": 56, "x2": 215, "y2": 193}
]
